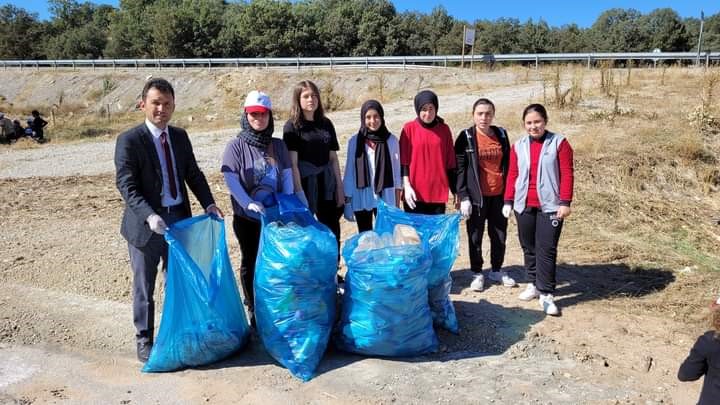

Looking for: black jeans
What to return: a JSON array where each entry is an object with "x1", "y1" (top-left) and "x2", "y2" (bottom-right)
[
  {"x1": 466, "y1": 195, "x2": 507, "y2": 273},
  {"x1": 354, "y1": 209, "x2": 376, "y2": 233},
  {"x1": 515, "y1": 208, "x2": 564, "y2": 294},
  {"x1": 232, "y1": 215, "x2": 261, "y2": 313},
  {"x1": 403, "y1": 201, "x2": 446, "y2": 215}
]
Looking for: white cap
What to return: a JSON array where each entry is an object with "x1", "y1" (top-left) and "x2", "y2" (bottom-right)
[{"x1": 244, "y1": 90, "x2": 271, "y2": 113}]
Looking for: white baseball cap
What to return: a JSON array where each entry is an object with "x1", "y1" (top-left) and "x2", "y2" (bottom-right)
[{"x1": 244, "y1": 90, "x2": 272, "y2": 113}]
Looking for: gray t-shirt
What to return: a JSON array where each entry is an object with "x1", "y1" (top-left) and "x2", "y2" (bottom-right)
[{"x1": 221, "y1": 137, "x2": 292, "y2": 217}]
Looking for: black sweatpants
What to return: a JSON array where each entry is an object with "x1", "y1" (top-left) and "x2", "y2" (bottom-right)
[
  {"x1": 515, "y1": 207, "x2": 564, "y2": 294},
  {"x1": 232, "y1": 215, "x2": 261, "y2": 313},
  {"x1": 403, "y1": 201, "x2": 446, "y2": 215},
  {"x1": 354, "y1": 209, "x2": 376, "y2": 233},
  {"x1": 466, "y1": 195, "x2": 507, "y2": 273}
]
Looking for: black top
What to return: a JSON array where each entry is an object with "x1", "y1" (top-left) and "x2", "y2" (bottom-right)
[
  {"x1": 678, "y1": 331, "x2": 720, "y2": 405},
  {"x1": 282, "y1": 117, "x2": 339, "y2": 167}
]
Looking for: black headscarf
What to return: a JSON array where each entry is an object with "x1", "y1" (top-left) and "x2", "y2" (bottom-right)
[
  {"x1": 355, "y1": 100, "x2": 394, "y2": 195},
  {"x1": 238, "y1": 110, "x2": 274, "y2": 149},
  {"x1": 413, "y1": 90, "x2": 443, "y2": 128}
]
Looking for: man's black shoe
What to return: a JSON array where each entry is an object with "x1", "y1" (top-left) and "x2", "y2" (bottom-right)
[{"x1": 137, "y1": 341, "x2": 152, "y2": 363}]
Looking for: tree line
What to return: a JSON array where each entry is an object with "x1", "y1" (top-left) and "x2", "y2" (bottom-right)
[{"x1": 1, "y1": 0, "x2": 719, "y2": 60}]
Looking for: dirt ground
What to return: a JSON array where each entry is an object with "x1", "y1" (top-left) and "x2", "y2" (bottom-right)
[{"x1": 0, "y1": 67, "x2": 715, "y2": 404}]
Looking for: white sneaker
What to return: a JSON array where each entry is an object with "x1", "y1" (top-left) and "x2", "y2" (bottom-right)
[
  {"x1": 539, "y1": 294, "x2": 560, "y2": 316},
  {"x1": 488, "y1": 271, "x2": 517, "y2": 287},
  {"x1": 518, "y1": 284, "x2": 539, "y2": 301},
  {"x1": 470, "y1": 274, "x2": 485, "y2": 292}
]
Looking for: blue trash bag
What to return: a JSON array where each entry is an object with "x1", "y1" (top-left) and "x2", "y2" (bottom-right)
[
  {"x1": 143, "y1": 214, "x2": 250, "y2": 372},
  {"x1": 375, "y1": 200, "x2": 460, "y2": 334},
  {"x1": 254, "y1": 194, "x2": 338, "y2": 381},
  {"x1": 335, "y1": 232, "x2": 438, "y2": 356}
]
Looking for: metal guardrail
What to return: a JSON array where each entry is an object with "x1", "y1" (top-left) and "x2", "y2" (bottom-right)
[{"x1": 1, "y1": 52, "x2": 718, "y2": 70}]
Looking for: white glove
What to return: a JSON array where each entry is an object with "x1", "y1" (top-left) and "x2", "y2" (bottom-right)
[
  {"x1": 247, "y1": 201, "x2": 265, "y2": 216},
  {"x1": 147, "y1": 214, "x2": 167, "y2": 235},
  {"x1": 343, "y1": 202, "x2": 355, "y2": 222},
  {"x1": 403, "y1": 183, "x2": 417, "y2": 210},
  {"x1": 460, "y1": 200, "x2": 472, "y2": 219},
  {"x1": 716, "y1": 296, "x2": 720, "y2": 305},
  {"x1": 295, "y1": 190, "x2": 309, "y2": 207},
  {"x1": 502, "y1": 204, "x2": 512, "y2": 218}
]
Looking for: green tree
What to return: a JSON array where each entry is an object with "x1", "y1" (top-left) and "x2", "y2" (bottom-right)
[
  {"x1": 589, "y1": 8, "x2": 646, "y2": 52},
  {"x1": 44, "y1": 0, "x2": 114, "y2": 59},
  {"x1": 217, "y1": 0, "x2": 296, "y2": 58},
  {"x1": 474, "y1": 18, "x2": 521, "y2": 54},
  {"x1": 701, "y1": 13, "x2": 720, "y2": 52},
  {"x1": 354, "y1": 0, "x2": 396, "y2": 56},
  {"x1": 422, "y1": 6, "x2": 454, "y2": 55},
  {"x1": 551, "y1": 24, "x2": 589, "y2": 52},
  {"x1": 385, "y1": 11, "x2": 432, "y2": 55},
  {"x1": 517, "y1": 19, "x2": 552, "y2": 53},
  {"x1": 105, "y1": 0, "x2": 155, "y2": 58},
  {"x1": 0, "y1": 5, "x2": 45, "y2": 59},
  {"x1": 148, "y1": 0, "x2": 225, "y2": 58},
  {"x1": 639, "y1": 8, "x2": 688, "y2": 51}
]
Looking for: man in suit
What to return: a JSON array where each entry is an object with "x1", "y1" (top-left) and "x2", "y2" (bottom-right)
[{"x1": 114, "y1": 78, "x2": 223, "y2": 363}]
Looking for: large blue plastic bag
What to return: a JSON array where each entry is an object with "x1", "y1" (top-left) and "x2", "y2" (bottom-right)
[
  {"x1": 143, "y1": 214, "x2": 250, "y2": 372},
  {"x1": 254, "y1": 194, "x2": 337, "y2": 381},
  {"x1": 375, "y1": 201, "x2": 460, "y2": 333},
  {"x1": 335, "y1": 232, "x2": 438, "y2": 356}
]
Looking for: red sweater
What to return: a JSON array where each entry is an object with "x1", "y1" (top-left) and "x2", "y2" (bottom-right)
[
  {"x1": 504, "y1": 136, "x2": 574, "y2": 208},
  {"x1": 400, "y1": 119, "x2": 456, "y2": 203}
]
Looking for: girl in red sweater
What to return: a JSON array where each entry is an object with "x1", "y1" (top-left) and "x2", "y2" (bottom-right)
[
  {"x1": 503, "y1": 104, "x2": 574, "y2": 316},
  {"x1": 399, "y1": 90, "x2": 456, "y2": 214}
]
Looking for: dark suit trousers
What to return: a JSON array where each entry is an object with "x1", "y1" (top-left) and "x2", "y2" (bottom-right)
[
  {"x1": 128, "y1": 208, "x2": 185, "y2": 344},
  {"x1": 515, "y1": 208, "x2": 564, "y2": 294}
]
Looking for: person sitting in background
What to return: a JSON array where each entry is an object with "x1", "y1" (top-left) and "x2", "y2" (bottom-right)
[
  {"x1": 24, "y1": 119, "x2": 35, "y2": 139},
  {"x1": 678, "y1": 298, "x2": 720, "y2": 405},
  {"x1": 0, "y1": 113, "x2": 14, "y2": 143},
  {"x1": 13, "y1": 120, "x2": 24, "y2": 141}
]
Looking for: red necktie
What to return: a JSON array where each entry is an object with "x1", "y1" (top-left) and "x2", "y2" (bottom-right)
[{"x1": 160, "y1": 131, "x2": 178, "y2": 199}]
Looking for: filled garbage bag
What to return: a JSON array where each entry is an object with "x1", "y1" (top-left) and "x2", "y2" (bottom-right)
[
  {"x1": 375, "y1": 200, "x2": 460, "y2": 333},
  {"x1": 254, "y1": 194, "x2": 337, "y2": 381},
  {"x1": 335, "y1": 231, "x2": 437, "y2": 356},
  {"x1": 143, "y1": 214, "x2": 250, "y2": 372}
]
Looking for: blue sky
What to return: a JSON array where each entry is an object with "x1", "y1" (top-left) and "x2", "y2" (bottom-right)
[{"x1": 4, "y1": 0, "x2": 719, "y2": 27}]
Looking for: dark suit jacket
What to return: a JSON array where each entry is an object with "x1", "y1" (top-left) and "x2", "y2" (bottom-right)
[
  {"x1": 114, "y1": 123, "x2": 215, "y2": 247},
  {"x1": 454, "y1": 125, "x2": 510, "y2": 207},
  {"x1": 678, "y1": 331, "x2": 720, "y2": 405}
]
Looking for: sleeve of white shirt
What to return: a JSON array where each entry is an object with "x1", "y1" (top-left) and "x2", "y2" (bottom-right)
[
  {"x1": 223, "y1": 172, "x2": 253, "y2": 209},
  {"x1": 390, "y1": 135, "x2": 402, "y2": 188},
  {"x1": 343, "y1": 136, "x2": 356, "y2": 199},
  {"x1": 281, "y1": 168, "x2": 294, "y2": 194}
]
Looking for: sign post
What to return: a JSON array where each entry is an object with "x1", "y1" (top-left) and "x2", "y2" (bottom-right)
[{"x1": 462, "y1": 26, "x2": 476, "y2": 69}]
